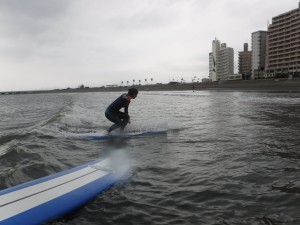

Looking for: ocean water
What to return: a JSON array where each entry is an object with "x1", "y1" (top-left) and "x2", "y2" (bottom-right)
[{"x1": 0, "y1": 91, "x2": 299, "y2": 225}]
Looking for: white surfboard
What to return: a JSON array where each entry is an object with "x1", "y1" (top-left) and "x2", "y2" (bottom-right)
[
  {"x1": 0, "y1": 156, "x2": 129, "y2": 225},
  {"x1": 83, "y1": 130, "x2": 167, "y2": 141}
]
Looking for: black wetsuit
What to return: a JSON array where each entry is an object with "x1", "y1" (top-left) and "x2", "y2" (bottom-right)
[{"x1": 105, "y1": 93, "x2": 131, "y2": 132}]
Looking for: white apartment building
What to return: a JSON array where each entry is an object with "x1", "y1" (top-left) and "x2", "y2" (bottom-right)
[
  {"x1": 209, "y1": 53, "x2": 214, "y2": 80},
  {"x1": 251, "y1": 31, "x2": 267, "y2": 79},
  {"x1": 209, "y1": 38, "x2": 220, "y2": 82},
  {"x1": 216, "y1": 43, "x2": 234, "y2": 80}
]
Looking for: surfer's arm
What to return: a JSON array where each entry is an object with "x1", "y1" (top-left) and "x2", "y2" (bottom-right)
[
  {"x1": 124, "y1": 106, "x2": 130, "y2": 123},
  {"x1": 124, "y1": 106, "x2": 128, "y2": 115}
]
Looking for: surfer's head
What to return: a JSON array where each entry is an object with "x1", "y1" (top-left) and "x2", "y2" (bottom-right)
[{"x1": 128, "y1": 88, "x2": 138, "y2": 99}]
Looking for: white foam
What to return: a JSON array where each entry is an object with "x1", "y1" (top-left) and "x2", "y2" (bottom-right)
[{"x1": 0, "y1": 141, "x2": 16, "y2": 157}]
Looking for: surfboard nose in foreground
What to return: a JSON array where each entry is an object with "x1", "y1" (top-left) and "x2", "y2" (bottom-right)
[{"x1": 0, "y1": 156, "x2": 129, "y2": 225}]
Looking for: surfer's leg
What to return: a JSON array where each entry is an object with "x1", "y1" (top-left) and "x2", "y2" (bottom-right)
[
  {"x1": 105, "y1": 111, "x2": 123, "y2": 132},
  {"x1": 107, "y1": 123, "x2": 121, "y2": 132},
  {"x1": 119, "y1": 113, "x2": 130, "y2": 131}
]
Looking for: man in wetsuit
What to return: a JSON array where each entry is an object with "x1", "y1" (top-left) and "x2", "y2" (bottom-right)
[{"x1": 105, "y1": 88, "x2": 138, "y2": 133}]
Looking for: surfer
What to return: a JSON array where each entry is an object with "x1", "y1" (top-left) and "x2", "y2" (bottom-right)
[{"x1": 105, "y1": 87, "x2": 138, "y2": 133}]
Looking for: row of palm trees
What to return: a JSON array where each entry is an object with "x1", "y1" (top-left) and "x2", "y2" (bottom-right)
[
  {"x1": 120, "y1": 76, "x2": 202, "y2": 86},
  {"x1": 121, "y1": 78, "x2": 154, "y2": 86},
  {"x1": 170, "y1": 76, "x2": 201, "y2": 83}
]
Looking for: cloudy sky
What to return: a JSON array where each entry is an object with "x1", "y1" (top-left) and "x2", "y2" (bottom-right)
[{"x1": 0, "y1": 0, "x2": 298, "y2": 91}]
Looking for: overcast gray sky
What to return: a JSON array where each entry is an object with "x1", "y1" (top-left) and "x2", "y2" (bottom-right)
[{"x1": 0, "y1": 0, "x2": 298, "y2": 91}]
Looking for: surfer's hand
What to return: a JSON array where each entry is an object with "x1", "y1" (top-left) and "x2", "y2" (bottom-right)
[{"x1": 127, "y1": 115, "x2": 130, "y2": 123}]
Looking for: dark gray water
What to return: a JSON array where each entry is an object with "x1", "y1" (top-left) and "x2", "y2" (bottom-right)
[{"x1": 0, "y1": 91, "x2": 299, "y2": 225}]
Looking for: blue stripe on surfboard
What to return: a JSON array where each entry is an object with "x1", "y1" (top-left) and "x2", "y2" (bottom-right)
[
  {"x1": 0, "y1": 173, "x2": 115, "y2": 225},
  {"x1": 83, "y1": 130, "x2": 167, "y2": 140}
]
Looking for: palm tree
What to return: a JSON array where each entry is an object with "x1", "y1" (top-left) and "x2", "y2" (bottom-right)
[
  {"x1": 121, "y1": 81, "x2": 124, "y2": 86},
  {"x1": 133, "y1": 79, "x2": 135, "y2": 85},
  {"x1": 145, "y1": 78, "x2": 147, "y2": 85},
  {"x1": 139, "y1": 80, "x2": 141, "y2": 85},
  {"x1": 151, "y1": 78, "x2": 153, "y2": 84},
  {"x1": 127, "y1": 81, "x2": 129, "y2": 86}
]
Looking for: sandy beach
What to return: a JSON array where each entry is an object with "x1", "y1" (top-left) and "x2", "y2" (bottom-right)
[{"x1": 1, "y1": 77, "x2": 300, "y2": 95}]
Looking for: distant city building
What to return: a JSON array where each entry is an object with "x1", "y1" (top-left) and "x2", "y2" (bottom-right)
[
  {"x1": 251, "y1": 31, "x2": 267, "y2": 79},
  {"x1": 238, "y1": 43, "x2": 252, "y2": 80},
  {"x1": 209, "y1": 38, "x2": 220, "y2": 82},
  {"x1": 266, "y1": 3, "x2": 300, "y2": 78},
  {"x1": 209, "y1": 52, "x2": 214, "y2": 80},
  {"x1": 228, "y1": 74, "x2": 243, "y2": 80},
  {"x1": 216, "y1": 43, "x2": 234, "y2": 80},
  {"x1": 202, "y1": 78, "x2": 212, "y2": 83}
]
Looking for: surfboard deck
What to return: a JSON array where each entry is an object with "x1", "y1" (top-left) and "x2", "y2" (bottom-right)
[
  {"x1": 83, "y1": 130, "x2": 167, "y2": 141},
  {"x1": 0, "y1": 156, "x2": 129, "y2": 225}
]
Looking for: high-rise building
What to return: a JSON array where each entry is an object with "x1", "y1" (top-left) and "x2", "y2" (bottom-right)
[
  {"x1": 209, "y1": 38, "x2": 220, "y2": 82},
  {"x1": 252, "y1": 31, "x2": 267, "y2": 79},
  {"x1": 238, "y1": 43, "x2": 252, "y2": 79},
  {"x1": 266, "y1": 3, "x2": 300, "y2": 77},
  {"x1": 216, "y1": 43, "x2": 234, "y2": 80},
  {"x1": 209, "y1": 53, "x2": 214, "y2": 80}
]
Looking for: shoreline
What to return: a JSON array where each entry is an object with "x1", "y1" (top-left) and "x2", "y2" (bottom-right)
[{"x1": 1, "y1": 77, "x2": 300, "y2": 95}]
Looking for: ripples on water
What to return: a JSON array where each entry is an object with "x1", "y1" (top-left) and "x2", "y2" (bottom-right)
[{"x1": 0, "y1": 91, "x2": 299, "y2": 225}]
